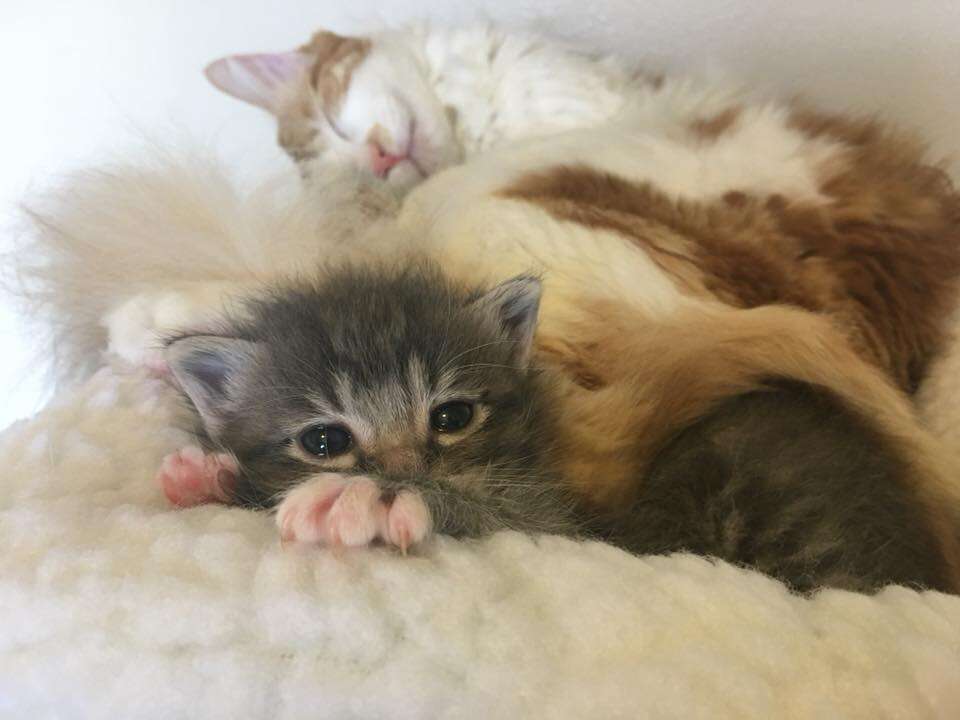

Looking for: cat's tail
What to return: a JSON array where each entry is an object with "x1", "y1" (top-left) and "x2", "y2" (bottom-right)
[{"x1": 4, "y1": 152, "x2": 395, "y2": 386}]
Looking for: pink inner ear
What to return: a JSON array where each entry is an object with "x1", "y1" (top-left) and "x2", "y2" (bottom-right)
[{"x1": 204, "y1": 52, "x2": 311, "y2": 113}]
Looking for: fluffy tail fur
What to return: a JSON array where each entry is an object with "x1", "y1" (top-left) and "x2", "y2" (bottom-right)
[{"x1": 6, "y1": 153, "x2": 397, "y2": 384}]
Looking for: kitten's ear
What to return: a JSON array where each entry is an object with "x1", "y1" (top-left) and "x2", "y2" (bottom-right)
[
  {"x1": 472, "y1": 276, "x2": 542, "y2": 367},
  {"x1": 204, "y1": 52, "x2": 312, "y2": 113},
  {"x1": 166, "y1": 336, "x2": 263, "y2": 437}
]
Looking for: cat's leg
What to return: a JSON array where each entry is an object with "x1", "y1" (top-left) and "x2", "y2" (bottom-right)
[
  {"x1": 275, "y1": 474, "x2": 432, "y2": 551},
  {"x1": 613, "y1": 381, "x2": 956, "y2": 593},
  {"x1": 156, "y1": 446, "x2": 238, "y2": 507}
]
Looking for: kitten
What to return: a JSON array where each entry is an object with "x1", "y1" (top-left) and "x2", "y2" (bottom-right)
[
  {"x1": 205, "y1": 25, "x2": 645, "y2": 188},
  {"x1": 157, "y1": 261, "x2": 959, "y2": 593},
  {"x1": 158, "y1": 263, "x2": 580, "y2": 550}
]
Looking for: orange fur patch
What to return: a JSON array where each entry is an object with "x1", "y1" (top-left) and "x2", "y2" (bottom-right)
[
  {"x1": 501, "y1": 158, "x2": 960, "y2": 393},
  {"x1": 275, "y1": 31, "x2": 372, "y2": 165},
  {"x1": 542, "y1": 303, "x2": 960, "y2": 591},
  {"x1": 299, "y1": 31, "x2": 371, "y2": 109}
]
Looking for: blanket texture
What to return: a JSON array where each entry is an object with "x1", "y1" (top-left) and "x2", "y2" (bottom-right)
[{"x1": 2, "y1": 363, "x2": 960, "y2": 719}]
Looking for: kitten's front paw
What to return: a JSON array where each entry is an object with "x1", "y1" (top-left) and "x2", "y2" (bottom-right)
[
  {"x1": 275, "y1": 475, "x2": 432, "y2": 552},
  {"x1": 157, "y1": 446, "x2": 237, "y2": 507}
]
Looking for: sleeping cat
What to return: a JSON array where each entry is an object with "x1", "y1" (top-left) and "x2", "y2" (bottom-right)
[
  {"x1": 205, "y1": 25, "x2": 657, "y2": 188},
  {"x1": 157, "y1": 261, "x2": 958, "y2": 593}
]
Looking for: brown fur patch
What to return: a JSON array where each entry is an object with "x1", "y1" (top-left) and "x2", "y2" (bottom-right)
[
  {"x1": 689, "y1": 106, "x2": 741, "y2": 140},
  {"x1": 501, "y1": 160, "x2": 960, "y2": 393},
  {"x1": 299, "y1": 30, "x2": 371, "y2": 109},
  {"x1": 781, "y1": 108, "x2": 960, "y2": 391}
]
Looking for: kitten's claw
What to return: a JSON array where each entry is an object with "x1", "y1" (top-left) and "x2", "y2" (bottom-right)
[
  {"x1": 384, "y1": 490, "x2": 432, "y2": 553},
  {"x1": 275, "y1": 475, "x2": 432, "y2": 551},
  {"x1": 157, "y1": 446, "x2": 237, "y2": 507}
]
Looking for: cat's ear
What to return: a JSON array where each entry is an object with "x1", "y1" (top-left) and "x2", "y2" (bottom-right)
[
  {"x1": 166, "y1": 335, "x2": 263, "y2": 437},
  {"x1": 204, "y1": 52, "x2": 312, "y2": 113},
  {"x1": 472, "y1": 275, "x2": 542, "y2": 367}
]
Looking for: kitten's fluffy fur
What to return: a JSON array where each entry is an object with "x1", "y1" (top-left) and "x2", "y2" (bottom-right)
[{"x1": 15, "y1": 25, "x2": 960, "y2": 592}]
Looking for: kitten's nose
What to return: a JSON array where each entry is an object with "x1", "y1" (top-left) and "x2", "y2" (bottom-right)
[
  {"x1": 376, "y1": 445, "x2": 422, "y2": 475},
  {"x1": 369, "y1": 142, "x2": 406, "y2": 178}
]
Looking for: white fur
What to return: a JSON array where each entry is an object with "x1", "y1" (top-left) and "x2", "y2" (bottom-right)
[{"x1": 2, "y1": 364, "x2": 959, "y2": 718}]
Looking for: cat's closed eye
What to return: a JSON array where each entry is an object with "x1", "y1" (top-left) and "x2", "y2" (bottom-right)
[{"x1": 299, "y1": 424, "x2": 352, "y2": 457}]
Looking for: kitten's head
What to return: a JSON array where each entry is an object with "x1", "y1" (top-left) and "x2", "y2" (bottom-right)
[
  {"x1": 165, "y1": 263, "x2": 575, "y2": 536},
  {"x1": 206, "y1": 31, "x2": 462, "y2": 189}
]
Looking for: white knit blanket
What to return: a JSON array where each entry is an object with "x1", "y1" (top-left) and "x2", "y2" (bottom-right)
[{"x1": 2, "y1": 362, "x2": 959, "y2": 719}]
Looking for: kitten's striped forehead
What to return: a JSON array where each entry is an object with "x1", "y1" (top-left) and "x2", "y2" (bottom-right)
[{"x1": 308, "y1": 356, "x2": 435, "y2": 444}]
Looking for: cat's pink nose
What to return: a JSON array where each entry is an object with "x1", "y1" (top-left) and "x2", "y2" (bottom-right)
[{"x1": 369, "y1": 142, "x2": 406, "y2": 178}]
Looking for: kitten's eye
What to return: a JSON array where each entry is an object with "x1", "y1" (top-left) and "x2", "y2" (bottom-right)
[
  {"x1": 430, "y1": 401, "x2": 474, "y2": 433},
  {"x1": 299, "y1": 425, "x2": 352, "y2": 457}
]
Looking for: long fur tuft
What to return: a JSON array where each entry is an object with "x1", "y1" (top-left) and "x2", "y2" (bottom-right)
[{"x1": 5, "y1": 152, "x2": 398, "y2": 386}]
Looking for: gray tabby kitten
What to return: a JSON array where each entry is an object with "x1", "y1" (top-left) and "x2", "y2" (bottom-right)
[
  {"x1": 159, "y1": 262, "x2": 957, "y2": 593},
  {"x1": 159, "y1": 262, "x2": 580, "y2": 549}
]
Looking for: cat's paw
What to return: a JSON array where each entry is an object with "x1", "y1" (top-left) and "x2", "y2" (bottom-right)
[
  {"x1": 157, "y1": 446, "x2": 237, "y2": 507},
  {"x1": 276, "y1": 474, "x2": 351, "y2": 545},
  {"x1": 275, "y1": 475, "x2": 432, "y2": 552},
  {"x1": 103, "y1": 283, "x2": 245, "y2": 373}
]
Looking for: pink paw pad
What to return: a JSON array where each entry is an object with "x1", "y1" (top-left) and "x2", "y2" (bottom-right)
[
  {"x1": 157, "y1": 446, "x2": 237, "y2": 507},
  {"x1": 276, "y1": 474, "x2": 349, "y2": 545}
]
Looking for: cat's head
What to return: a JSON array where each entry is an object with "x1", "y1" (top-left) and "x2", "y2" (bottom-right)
[
  {"x1": 165, "y1": 263, "x2": 573, "y2": 535},
  {"x1": 205, "y1": 31, "x2": 462, "y2": 189}
]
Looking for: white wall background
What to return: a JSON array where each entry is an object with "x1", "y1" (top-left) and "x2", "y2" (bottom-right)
[{"x1": 1, "y1": 0, "x2": 958, "y2": 429}]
